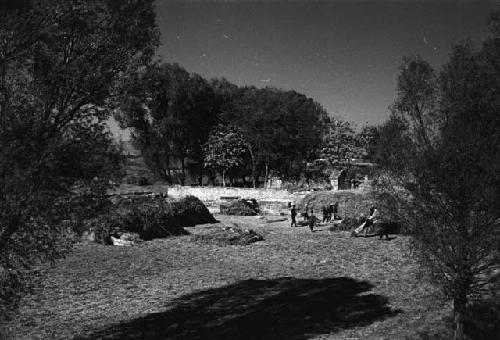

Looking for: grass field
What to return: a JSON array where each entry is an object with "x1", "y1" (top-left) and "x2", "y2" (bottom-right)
[{"x1": 5, "y1": 215, "x2": 451, "y2": 340}]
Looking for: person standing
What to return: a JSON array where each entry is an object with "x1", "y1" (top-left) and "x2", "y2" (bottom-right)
[
  {"x1": 290, "y1": 204, "x2": 297, "y2": 227},
  {"x1": 333, "y1": 202, "x2": 339, "y2": 220},
  {"x1": 308, "y1": 209, "x2": 316, "y2": 232}
]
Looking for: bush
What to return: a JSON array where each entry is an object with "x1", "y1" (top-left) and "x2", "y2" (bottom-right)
[
  {"x1": 220, "y1": 199, "x2": 260, "y2": 216},
  {"x1": 0, "y1": 266, "x2": 23, "y2": 324},
  {"x1": 91, "y1": 214, "x2": 122, "y2": 245}
]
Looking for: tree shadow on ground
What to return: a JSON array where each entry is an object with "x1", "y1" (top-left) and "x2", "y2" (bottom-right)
[{"x1": 77, "y1": 277, "x2": 400, "y2": 340}]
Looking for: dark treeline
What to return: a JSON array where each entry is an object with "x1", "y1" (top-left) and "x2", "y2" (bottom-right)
[{"x1": 117, "y1": 63, "x2": 378, "y2": 186}]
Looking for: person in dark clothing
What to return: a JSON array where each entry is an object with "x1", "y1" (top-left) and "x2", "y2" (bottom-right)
[
  {"x1": 333, "y1": 202, "x2": 339, "y2": 220},
  {"x1": 302, "y1": 205, "x2": 309, "y2": 222},
  {"x1": 308, "y1": 209, "x2": 316, "y2": 232},
  {"x1": 290, "y1": 204, "x2": 297, "y2": 227},
  {"x1": 326, "y1": 204, "x2": 332, "y2": 222},
  {"x1": 322, "y1": 205, "x2": 328, "y2": 223},
  {"x1": 378, "y1": 223, "x2": 389, "y2": 240}
]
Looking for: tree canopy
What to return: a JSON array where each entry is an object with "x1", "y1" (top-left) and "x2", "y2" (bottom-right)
[
  {"x1": 204, "y1": 124, "x2": 248, "y2": 187},
  {"x1": 0, "y1": 0, "x2": 159, "y2": 320},
  {"x1": 119, "y1": 68, "x2": 331, "y2": 185}
]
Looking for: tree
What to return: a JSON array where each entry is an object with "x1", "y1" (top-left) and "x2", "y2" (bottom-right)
[
  {"x1": 118, "y1": 63, "x2": 218, "y2": 185},
  {"x1": 204, "y1": 125, "x2": 248, "y2": 187},
  {"x1": 222, "y1": 86, "x2": 327, "y2": 181},
  {"x1": 356, "y1": 124, "x2": 380, "y2": 163},
  {"x1": 376, "y1": 16, "x2": 500, "y2": 339},
  {"x1": 0, "y1": 0, "x2": 158, "y2": 321},
  {"x1": 319, "y1": 118, "x2": 360, "y2": 165}
]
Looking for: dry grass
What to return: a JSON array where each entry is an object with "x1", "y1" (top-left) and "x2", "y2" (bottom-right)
[{"x1": 4, "y1": 215, "x2": 450, "y2": 340}]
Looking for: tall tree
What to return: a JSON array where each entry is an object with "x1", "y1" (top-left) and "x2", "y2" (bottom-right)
[
  {"x1": 118, "y1": 63, "x2": 218, "y2": 185},
  {"x1": 0, "y1": 0, "x2": 158, "y2": 321},
  {"x1": 223, "y1": 86, "x2": 327, "y2": 181},
  {"x1": 319, "y1": 118, "x2": 360, "y2": 165},
  {"x1": 377, "y1": 14, "x2": 500, "y2": 339},
  {"x1": 204, "y1": 124, "x2": 248, "y2": 187}
]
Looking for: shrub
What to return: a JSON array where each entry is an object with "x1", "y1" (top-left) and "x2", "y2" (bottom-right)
[{"x1": 91, "y1": 214, "x2": 123, "y2": 245}]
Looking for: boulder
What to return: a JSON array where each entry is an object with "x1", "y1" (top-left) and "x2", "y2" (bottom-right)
[
  {"x1": 220, "y1": 198, "x2": 260, "y2": 216},
  {"x1": 111, "y1": 232, "x2": 142, "y2": 246}
]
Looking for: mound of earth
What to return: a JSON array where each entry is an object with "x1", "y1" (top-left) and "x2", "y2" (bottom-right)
[
  {"x1": 298, "y1": 190, "x2": 375, "y2": 219},
  {"x1": 191, "y1": 226, "x2": 263, "y2": 246},
  {"x1": 91, "y1": 195, "x2": 216, "y2": 244},
  {"x1": 220, "y1": 199, "x2": 259, "y2": 216}
]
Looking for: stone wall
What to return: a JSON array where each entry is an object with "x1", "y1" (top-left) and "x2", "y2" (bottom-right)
[{"x1": 167, "y1": 186, "x2": 300, "y2": 204}]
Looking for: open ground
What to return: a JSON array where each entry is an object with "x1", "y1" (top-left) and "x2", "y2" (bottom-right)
[{"x1": 5, "y1": 214, "x2": 450, "y2": 340}]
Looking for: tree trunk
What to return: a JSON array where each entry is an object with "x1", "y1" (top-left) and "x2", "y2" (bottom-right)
[
  {"x1": 198, "y1": 155, "x2": 203, "y2": 186},
  {"x1": 264, "y1": 163, "x2": 269, "y2": 189},
  {"x1": 453, "y1": 294, "x2": 467, "y2": 340},
  {"x1": 166, "y1": 155, "x2": 172, "y2": 184},
  {"x1": 180, "y1": 157, "x2": 186, "y2": 186},
  {"x1": 210, "y1": 168, "x2": 215, "y2": 186},
  {"x1": 222, "y1": 169, "x2": 226, "y2": 187},
  {"x1": 247, "y1": 145, "x2": 256, "y2": 188}
]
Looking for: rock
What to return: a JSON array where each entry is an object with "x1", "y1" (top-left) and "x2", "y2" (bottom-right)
[
  {"x1": 111, "y1": 232, "x2": 142, "y2": 246},
  {"x1": 220, "y1": 198, "x2": 260, "y2": 216},
  {"x1": 82, "y1": 230, "x2": 95, "y2": 242}
]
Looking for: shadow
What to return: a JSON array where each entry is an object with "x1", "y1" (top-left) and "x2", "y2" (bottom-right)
[
  {"x1": 77, "y1": 277, "x2": 400, "y2": 340},
  {"x1": 381, "y1": 236, "x2": 397, "y2": 241}
]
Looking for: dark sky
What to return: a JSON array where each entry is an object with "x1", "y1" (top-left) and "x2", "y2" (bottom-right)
[{"x1": 151, "y1": 0, "x2": 496, "y2": 127}]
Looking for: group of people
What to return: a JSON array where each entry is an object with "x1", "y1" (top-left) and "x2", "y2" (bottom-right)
[
  {"x1": 289, "y1": 202, "x2": 339, "y2": 232},
  {"x1": 289, "y1": 203, "x2": 390, "y2": 239},
  {"x1": 321, "y1": 203, "x2": 339, "y2": 223}
]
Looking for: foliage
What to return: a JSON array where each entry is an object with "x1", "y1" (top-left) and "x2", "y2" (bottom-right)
[
  {"x1": 117, "y1": 63, "x2": 218, "y2": 184},
  {"x1": 376, "y1": 12, "x2": 500, "y2": 339},
  {"x1": 356, "y1": 124, "x2": 380, "y2": 163},
  {"x1": 91, "y1": 214, "x2": 122, "y2": 246},
  {"x1": 0, "y1": 0, "x2": 158, "y2": 322},
  {"x1": 120, "y1": 71, "x2": 329, "y2": 185},
  {"x1": 319, "y1": 118, "x2": 361, "y2": 164},
  {"x1": 204, "y1": 124, "x2": 248, "y2": 187},
  {"x1": 224, "y1": 87, "x2": 328, "y2": 180}
]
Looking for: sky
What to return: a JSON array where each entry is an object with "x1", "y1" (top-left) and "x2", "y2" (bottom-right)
[{"x1": 152, "y1": 0, "x2": 496, "y2": 126}]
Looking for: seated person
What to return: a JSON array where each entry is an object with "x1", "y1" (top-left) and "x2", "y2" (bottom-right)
[{"x1": 353, "y1": 206, "x2": 379, "y2": 237}]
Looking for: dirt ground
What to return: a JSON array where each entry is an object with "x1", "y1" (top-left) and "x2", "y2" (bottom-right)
[{"x1": 5, "y1": 214, "x2": 449, "y2": 340}]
